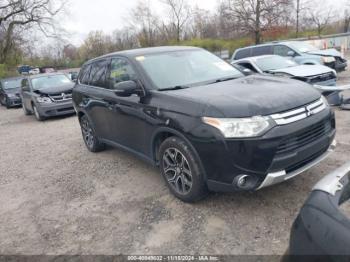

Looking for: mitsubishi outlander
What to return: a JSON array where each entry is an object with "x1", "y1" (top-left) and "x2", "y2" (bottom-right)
[{"x1": 73, "y1": 46, "x2": 336, "y2": 202}]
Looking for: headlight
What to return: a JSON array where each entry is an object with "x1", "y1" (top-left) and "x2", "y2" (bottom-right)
[
  {"x1": 322, "y1": 57, "x2": 335, "y2": 63},
  {"x1": 36, "y1": 96, "x2": 52, "y2": 103},
  {"x1": 7, "y1": 94, "x2": 16, "y2": 98},
  {"x1": 202, "y1": 116, "x2": 273, "y2": 138}
]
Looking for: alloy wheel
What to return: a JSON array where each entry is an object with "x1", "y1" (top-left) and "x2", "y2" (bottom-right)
[
  {"x1": 81, "y1": 117, "x2": 95, "y2": 149},
  {"x1": 162, "y1": 148, "x2": 193, "y2": 195},
  {"x1": 33, "y1": 105, "x2": 40, "y2": 119}
]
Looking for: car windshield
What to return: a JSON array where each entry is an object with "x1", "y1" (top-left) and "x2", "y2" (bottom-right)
[
  {"x1": 287, "y1": 42, "x2": 319, "y2": 53},
  {"x1": 2, "y1": 78, "x2": 22, "y2": 90},
  {"x1": 135, "y1": 49, "x2": 244, "y2": 90},
  {"x1": 31, "y1": 75, "x2": 72, "y2": 90},
  {"x1": 255, "y1": 56, "x2": 298, "y2": 71}
]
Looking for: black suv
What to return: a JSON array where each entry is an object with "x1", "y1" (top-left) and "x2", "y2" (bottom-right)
[{"x1": 73, "y1": 46, "x2": 336, "y2": 202}]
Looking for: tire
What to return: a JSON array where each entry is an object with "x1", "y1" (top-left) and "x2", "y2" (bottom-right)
[
  {"x1": 159, "y1": 137, "x2": 208, "y2": 203},
  {"x1": 79, "y1": 115, "x2": 105, "y2": 152},
  {"x1": 0, "y1": 96, "x2": 5, "y2": 106},
  {"x1": 32, "y1": 104, "x2": 45, "y2": 121},
  {"x1": 5, "y1": 98, "x2": 11, "y2": 109},
  {"x1": 22, "y1": 102, "x2": 31, "y2": 115}
]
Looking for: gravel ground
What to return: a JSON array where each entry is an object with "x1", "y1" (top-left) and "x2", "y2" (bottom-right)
[{"x1": 0, "y1": 68, "x2": 350, "y2": 256}]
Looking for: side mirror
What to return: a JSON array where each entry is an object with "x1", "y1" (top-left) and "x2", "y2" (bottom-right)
[
  {"x1": 22, "y1": 85, "x2": 30, "y2": 92},
  {"x1": 242, "y1": 68, "x2": 254, "y2": 75},
  {"x1": 287, "y1": 51, "x2": 296, "y2": 57},
  {"x1": 113, "y1": 80, "x2": 143, "y2": 97}
]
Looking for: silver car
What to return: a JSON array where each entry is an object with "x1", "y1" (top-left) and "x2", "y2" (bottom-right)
[{"x1": 232, "y1": 55, "x2": 337, "y2": 86}]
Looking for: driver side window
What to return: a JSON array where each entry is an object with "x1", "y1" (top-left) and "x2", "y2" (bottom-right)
[
  {"x1": 273, "y1": 45, "x2": 293, "y2": 56},
  {"x1": 108, "y1": 58, "x2": 137, "y2": 90},
  {"x1": 21, "y1": 79, "x2": 29, "y2": 91}
]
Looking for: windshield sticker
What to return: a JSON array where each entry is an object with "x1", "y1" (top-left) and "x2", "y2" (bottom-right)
[
  {"x1": 214, "y1": 62, "x2": 233, "y2": 71},
  {"x1": 136, "y1": 56, "x2": 145, "y2": 62}
]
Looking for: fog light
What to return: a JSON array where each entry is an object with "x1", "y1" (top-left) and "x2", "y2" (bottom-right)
[
  {"x1": 237, "y1": 175, "x2": 249, "y2": 188},
  {"x1": 234, "y1": 174, "x2": 259, "y2": 190}
]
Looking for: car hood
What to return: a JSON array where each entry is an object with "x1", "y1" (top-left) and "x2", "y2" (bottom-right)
[
  {"x1": 34, "y1": 83, "x2": 74, "y2": 95},
  {"x1": 270, "y1": 65, "x2": 333, "y2": 77},
  {"x1": 306, "y1": 48, "x2": 343, "y2": 58},
  {"x1": 165, "y1": 75, "x2": 321, "y2": 118},
  {"x1": 4, "y1": 87, "x2": 21, "y2": 94}
]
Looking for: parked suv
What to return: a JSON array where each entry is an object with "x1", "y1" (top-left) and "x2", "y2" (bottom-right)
[
  {"x1": 73, "y1": 46, "x2": 336, "y2": 202},
  {"x1": 232, "y1": 41, "x2": 347, "y2": 72},
  {"x1": 21, "y1": 73, "x2": 75, "y2": 121},
  {"x1": 0, "y1": 76, "x2": 23, "y2": 108}
]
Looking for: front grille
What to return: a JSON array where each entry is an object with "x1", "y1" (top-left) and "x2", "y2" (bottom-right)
[
  {"x1": 308, "y1": 72, "x2": 335, "y2": 84},
  {"x1": 285, "y1": 145, "x2": 329, "y2": 173},
  {"x1": 276, "y1": 119, "x2": 332, "y2": 155},
  {"x1": 270, "y1": 98, "x2": 326, "y2": 125},
  {"x1": 48, "y1": 91, "x2": 72, "y2": 102}
]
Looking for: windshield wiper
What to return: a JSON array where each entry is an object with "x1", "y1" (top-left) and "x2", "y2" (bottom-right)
[
  {"x1": 209, "y1": 76, "x2": 238, "y2": 84},
  {"x1": 159, "y1": 85, "x2": 190, "y2": 91}
]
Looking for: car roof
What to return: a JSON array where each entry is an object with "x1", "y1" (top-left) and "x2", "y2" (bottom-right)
[
  {"x1": 26, "y1": 72, "x2": 67, "y2": 79},
  {"x1": 234, "y1": 55, "x2": 279, "y2": 63},
  {"x1": 236, "y1": 41, "x2": 303, "y2": 52},
  {"x1": 86, "y1": 46, "x2": 202, "y2": 64}
]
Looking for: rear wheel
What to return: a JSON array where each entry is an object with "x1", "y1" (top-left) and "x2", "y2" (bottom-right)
[
  {"x1": 159, "y1": 137, "x2": 208, "y2": 202},
  {"x1": 5, "y1": 98, "x2": 11, "y2": 109},
  {"x1": 33, "y1": 104, "x2": 45, "y2": 121},
  {"x1": 80, "y1": 115, "x2": 105, "y2": 152},
  {"x1": 0, "y1": 96, "x2": 5, "y2": 106}
]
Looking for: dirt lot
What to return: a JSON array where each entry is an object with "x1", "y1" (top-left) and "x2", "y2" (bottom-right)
[{"x1": 0, "y1": 71, "x2": 350, "y2": 256}]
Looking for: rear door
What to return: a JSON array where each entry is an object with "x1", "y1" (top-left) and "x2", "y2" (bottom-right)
[{"x1": 77, "y1": 59, "x2": 115, "y2": 140}]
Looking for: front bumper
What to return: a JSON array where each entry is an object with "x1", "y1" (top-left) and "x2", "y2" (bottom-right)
[
  {"x1": 193, "y1": 108, "x2": 336, "y2": 192},
  {"x1": 36, "y1": 100, "x2": 75, "y2": 117},
  {"x1": 326, "y1": 60, "x2": 347, "y2": 72},
  {"x1": 257, "y1": 139, "x2": 336, "y2": 190},
  {"x1": 7, "y1": 97, "x2": 22, "y2": 107}
]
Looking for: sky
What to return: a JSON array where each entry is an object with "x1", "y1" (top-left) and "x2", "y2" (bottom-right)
[{"x1": 62, "y1": 0, "x2": 218, "y2": 45}]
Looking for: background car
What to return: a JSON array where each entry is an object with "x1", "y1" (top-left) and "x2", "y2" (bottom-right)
[
  {"x1": 21, "y1": 73, "x2": 75, "y2": 121},
  {"x1": 231, "y1": 41, "x2": 347, "y2": 72},
  {"x1": 232, "y1": 55, "x2": 337, "y2": 86},
  {"x1": 0, "y1": 76, "x2": 23, "y2": 108},
  {"x1": 288, "y1": 161, "x2": 350, "y2": 260}
]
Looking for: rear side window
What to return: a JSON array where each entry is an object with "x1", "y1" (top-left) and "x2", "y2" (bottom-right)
[
  {"x1": 234, "y1": 48, "x2": 252, "y2": 60},
  {"x1": 252, "y1": 46, "x2": 272, "y2": 56},
  {"x1": 89, "y1": 60, "x2": 109, "y2": 88},
  {"x1": 79, "y1": 64, "x2": 91, "y2": 85},
  {"x1": 21, "y1": 79, "x2": 29, "y2": 90}
]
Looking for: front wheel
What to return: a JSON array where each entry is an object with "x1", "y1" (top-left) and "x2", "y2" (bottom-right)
[
  {"x1": 79, "y1": 115, "x2": 105, "y2": 152},
  {"x1": 159, "y1": 137, "x2": 208, "y2": 203},
  {"x1": 33, "y1": 104, "x2": 45, "y2": 121}
]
